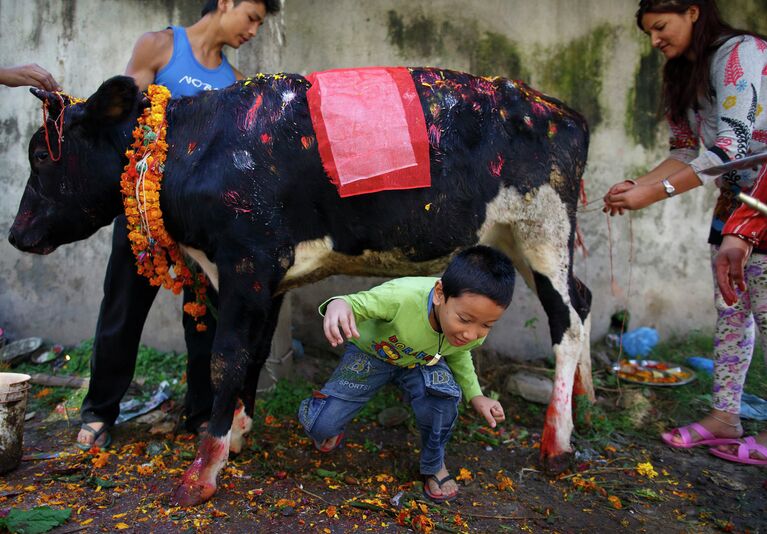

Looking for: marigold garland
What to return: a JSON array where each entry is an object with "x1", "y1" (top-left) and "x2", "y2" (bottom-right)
[{"x1": 120, "y1": 84, "x2": 209, "y2": 331}]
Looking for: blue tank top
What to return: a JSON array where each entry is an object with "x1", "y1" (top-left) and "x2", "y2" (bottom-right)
[{"x1": 155, "y1": 26, "x2": 237, "y2": 97}]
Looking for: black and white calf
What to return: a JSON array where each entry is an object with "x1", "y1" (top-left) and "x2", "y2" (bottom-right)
[{"x1": 9, "y1": 68, "x2": 592, "y2": 505}]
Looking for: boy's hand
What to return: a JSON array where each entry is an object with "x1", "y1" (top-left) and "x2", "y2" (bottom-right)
[
  {"x1": 323, "y1": 299, "x2": 360, "y2": 347},
  {"x1": 470, "y1": 396, "x2": 505, "y2": 428}
]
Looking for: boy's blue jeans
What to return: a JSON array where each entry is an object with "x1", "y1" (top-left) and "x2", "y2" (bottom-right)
[{"x1": 298, "y1": 344, "x2": 462, "y2": 475}]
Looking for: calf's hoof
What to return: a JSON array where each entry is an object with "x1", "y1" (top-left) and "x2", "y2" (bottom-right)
[
  {"x1": 542, "y1": 450, "x2": 574, "y2": 475},
  {"x1": 172, "y1": 480, "x2": 217, "y2": 507}
]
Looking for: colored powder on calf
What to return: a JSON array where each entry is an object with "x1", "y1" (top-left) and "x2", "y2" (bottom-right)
[{"x1": 489, "y1": 154, "x2": 505, "y2": 177}]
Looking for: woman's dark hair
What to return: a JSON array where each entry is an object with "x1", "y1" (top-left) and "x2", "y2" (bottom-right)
[
  {"x1": 441, "y1": 246, "x2": 515, "y2": 308},
  {"x1": 201, "y1": 0, "x2": 281, "y2": 18},
  {"x1": 636, "y1": 0, "x2": 764, "y2": 122}
]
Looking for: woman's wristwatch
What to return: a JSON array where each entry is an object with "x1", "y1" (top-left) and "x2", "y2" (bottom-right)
[{"x1": 661, "y1": 178, "x2": 676, "y2": 197}]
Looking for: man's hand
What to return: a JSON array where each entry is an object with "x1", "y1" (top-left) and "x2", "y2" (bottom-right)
[
  {"x1": 715, "y1": 235, "x2": 753, "y2": 306},
  {"x1": 470, "y1": 395, "x2": 505, "y2": 428},
  {"x1": 0, "y1": 64, "x2": 60, "y2": 91},
  {"x1": 323, "y1": 299, "x2": 360, "y2": 347}
]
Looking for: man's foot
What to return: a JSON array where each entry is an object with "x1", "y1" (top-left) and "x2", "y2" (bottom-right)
[
  {"x1": 662, "y1": 411, "x2": 742, "y2": 447},
  {"x1": 423, "y1": 464, "x2": 458, "y2": 502},
  {"x1": 313, "y1": 433, "x2": 344, "y2": 453},
  {"x1": 711, "y1": 431, "x2": 767, "y2": 464},
  {"x1": 76, "y1": 422, "x2": 111, "y2": 450}
]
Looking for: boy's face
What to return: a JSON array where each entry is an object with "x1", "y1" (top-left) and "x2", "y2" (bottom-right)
[
  {"x1": 432, "y1": 281, "x2": 506, "y2": 347},
  {"x1": 220, "y1": 1, "x2": 267, "y2": 48}
]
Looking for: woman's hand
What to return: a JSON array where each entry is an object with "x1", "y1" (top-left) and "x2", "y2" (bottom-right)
[
  {"x1": 603, "y1": 182, "x2": 662, "y2": 214},
  {"x1": 602, "y1": 180, "x2": 637, "y2": 216},
  {"x1": 470, "y1": 395, "x2": 506, "y2": 428},
  {"x1": 323, "y1": 299, "x2": 360, "y2": 347},
  {"x1": 714, "y1": 235, "x2": 753, "y2": 306}
]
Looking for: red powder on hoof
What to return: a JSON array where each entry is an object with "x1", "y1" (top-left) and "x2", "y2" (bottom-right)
[
  {"x1": 540, "y1": 403, "x2": 561, "y2": 458},
  {"x1": 572, "y1": 368, "x2": 587, "y2": 396},
  {"x1": 173, "y1": 436, "x2": 228, "y2": 506}
]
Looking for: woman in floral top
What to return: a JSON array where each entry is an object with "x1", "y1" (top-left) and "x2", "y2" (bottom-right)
[{"x1": 604, "y1": 0, "x2": 767, "y2": 460}]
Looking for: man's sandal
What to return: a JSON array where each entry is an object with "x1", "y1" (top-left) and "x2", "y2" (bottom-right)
[
  {"x1": 423, "y1": 474, "x2": 458, "y2": 503},
  {"x1": 76, "y1": 423, "x2": 112, "y2": 451}
]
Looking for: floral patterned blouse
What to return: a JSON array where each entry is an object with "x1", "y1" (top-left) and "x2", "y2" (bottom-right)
[{"x1": 667, "y1": 35, "x2": 767, "y2": 248}]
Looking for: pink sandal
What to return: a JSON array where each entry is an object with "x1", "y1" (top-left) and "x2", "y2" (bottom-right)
[
  {"x1": 709, "y1": 436, "x2": 767, "y2": 465},
  {"x1": 661, "y1": 422, "x2": 739, "y2": 449}
]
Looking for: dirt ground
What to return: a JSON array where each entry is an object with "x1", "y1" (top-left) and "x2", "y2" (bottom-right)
[{"x1": 1, "y1": 350, "x2": 766, "y2": 533}]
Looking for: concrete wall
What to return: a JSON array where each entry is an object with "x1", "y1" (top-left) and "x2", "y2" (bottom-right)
[{"x1": 1, "y1": 0, "x2": 765, "y2": 358}]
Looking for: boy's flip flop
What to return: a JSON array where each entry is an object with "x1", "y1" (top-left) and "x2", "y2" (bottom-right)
[
  {"x1": 660, "y1": 422, "x2": 738, "y2": 448},
  {"x1": 313, "y1": 432, "x2": 344, "y2": 453},
  {"x1": 76, "y1": 422, "x2": 112, "y2": 451},
  {"x1": 709, "y1": 436, "x2": 767, "y2": 465},
  {"x1": 423, "y1": 474, "x2": 458, "y2": 503}
]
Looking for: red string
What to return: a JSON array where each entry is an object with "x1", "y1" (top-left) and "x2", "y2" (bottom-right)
[
  {"x1": 606, "y1": 212, "x2": 636, "y2": 362},
  {"x1": 42, "y1": 93, "x2": 66, "y2": 162}
]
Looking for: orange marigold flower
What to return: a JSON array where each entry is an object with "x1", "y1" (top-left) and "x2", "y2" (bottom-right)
[
  {"x1": 411, "y1": 514, "x2": 434, "y2": 534},
  {"x1": 136, "y1": 464, "x2": 154, "y2": 476},
  {"x1": 496, "y1": 473, "x2": 515, "y2": 492},
  {"x1": 456, "y1": 467, "x2": 473, "y2": 481},
  {"x1": 92, "y1": 451, "x2": 110, "y2": 468},
  {"x1": 121, "y1": 84, "x2": 209, "y2": 330}
]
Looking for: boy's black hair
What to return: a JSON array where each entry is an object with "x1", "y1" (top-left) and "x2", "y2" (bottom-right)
[
  {"x1": 442, "y1": 245, "x2": 515, "y2": 308},
  {"x1": 201, "y1": 0, "x2": 281, "y2": 18}
]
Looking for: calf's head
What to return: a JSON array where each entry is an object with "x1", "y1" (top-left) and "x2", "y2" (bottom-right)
[{"x1": 9, "y1": 76, "x2": 143, "y2": 254}]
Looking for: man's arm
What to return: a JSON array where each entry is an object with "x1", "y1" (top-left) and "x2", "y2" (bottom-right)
[{"x1": 124, "y1": 31, "x2": 173, "y2": 91}]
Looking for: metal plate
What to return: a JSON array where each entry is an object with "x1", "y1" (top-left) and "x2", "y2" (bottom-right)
[
  {"x1": 612, "y1": 359, "x2": 697, "y2": 387},
  {"x1": 0, "y1": 337, "x2": 43, "y2": 364}
]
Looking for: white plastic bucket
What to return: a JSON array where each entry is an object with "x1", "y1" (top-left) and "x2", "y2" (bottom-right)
[{"x1": 0, "y1": 373, "x2": 31, "y2": 474}]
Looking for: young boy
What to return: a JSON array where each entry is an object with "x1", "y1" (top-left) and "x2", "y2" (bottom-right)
[
  {"x1": 298, "y1": 245, "x2": 513, "y2": 502},
  {"x1": 77, "y1": 0, "x2": 281, "y2": 450}
]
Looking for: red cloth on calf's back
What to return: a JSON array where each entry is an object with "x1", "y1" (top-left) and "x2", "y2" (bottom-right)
[{"x1": 306, "y1": 67, "x2": 431, "y2": 198}]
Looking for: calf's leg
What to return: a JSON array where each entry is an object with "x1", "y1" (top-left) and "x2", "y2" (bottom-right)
[
  {"x1": 495, "y1": 187, "x2": 591, "y2": 474},
  {"x1": 172, "y1": 275, "x2": 270, "y2": 506},
  {"x1": 231, "y1": 296, "x2": 285, "y2": 455}
]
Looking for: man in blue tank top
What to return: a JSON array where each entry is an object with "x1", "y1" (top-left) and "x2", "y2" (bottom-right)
[{"x1": 77, "y1": 0, "x2": 281, "y2": 450}]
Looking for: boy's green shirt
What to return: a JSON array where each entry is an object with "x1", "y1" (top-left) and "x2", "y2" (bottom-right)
[{"x1": 319, "y1": 277, "x2": 485, "y2": 400}]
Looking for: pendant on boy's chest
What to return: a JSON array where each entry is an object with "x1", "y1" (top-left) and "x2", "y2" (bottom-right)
[
  {"x1": 426, "y1": 353, "x2": 442, "y2": 366},
  {"x1": 427, "y1": 332, "x2": 444, "y2": 366}
]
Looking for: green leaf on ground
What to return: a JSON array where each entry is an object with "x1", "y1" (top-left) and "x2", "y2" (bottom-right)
[
  {"x1": 88, "y1": 476, "x2": 118, "y2": 489},
  {"x1": 1, "y1": 506, "x2": 71, "y2": 534},
  {"x1": 316, "y1": 468, "x2": 340, "y2": 479}
]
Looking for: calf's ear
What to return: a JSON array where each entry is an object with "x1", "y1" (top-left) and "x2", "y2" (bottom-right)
[{"x1": 83, "y1": 75, "x2": 140, "y2": 128}]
